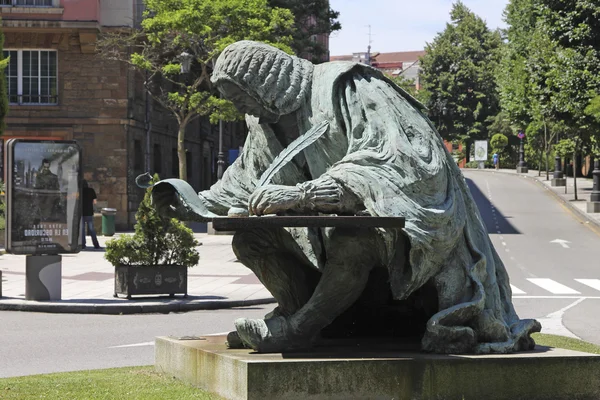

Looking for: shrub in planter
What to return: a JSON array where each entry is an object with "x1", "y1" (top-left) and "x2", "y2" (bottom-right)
[{"x1": 105, "y1": 174, "x2": 200, "y2": 298}]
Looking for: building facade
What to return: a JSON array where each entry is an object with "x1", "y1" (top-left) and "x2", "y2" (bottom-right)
[
  {"x1": 330, "y1": 50, "x2": 426, "y2": 90},
  {"x1": 1, "y1": 0, "x2": 245, "y2": 229}
]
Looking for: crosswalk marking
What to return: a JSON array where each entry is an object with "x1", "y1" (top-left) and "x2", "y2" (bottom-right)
[
  {"x1": 510, "y1": 284, "x2": 526, "y2": 295},
  {"x1": 575, "y1": 279, "x2": 600, "y2": 291},
  {"x1": 527, "y1": 278, "x2": 580, "y2": 295}
]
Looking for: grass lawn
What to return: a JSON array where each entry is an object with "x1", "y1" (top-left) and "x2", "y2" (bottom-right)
[
  {"x1": 1, "y1": 334, "x2": 599, "y2": 399},
  {"x1": 0, "y1": 366, "x2": 221, "y2": 400},
  {"x1": 532, "y1": 332, "x2": 600, "y2": 354}
]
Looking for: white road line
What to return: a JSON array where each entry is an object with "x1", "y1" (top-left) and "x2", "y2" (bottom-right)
[
  {"x1": 527, "y1": 278, "x2": 581, "y2": 294},
  {"x1": 575, "y1": 279, "x2": 600, "y2": 292},
  {"x1": 109, "y1": 341, "x2": 154, "y2": 349},
  {"x1": 546, "y1": 297, "x2": 586, "y2": 319},
  {"x1": 513, "y1": 296, "x2": 600, "y2": 299},
  {"x1": 510, "y1": 284, "x2": 526, "y2": 295}
]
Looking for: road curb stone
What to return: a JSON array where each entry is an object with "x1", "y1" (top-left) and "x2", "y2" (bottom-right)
[{"x1": 0, "y1": 297, "x2": 276, "y2": 314}]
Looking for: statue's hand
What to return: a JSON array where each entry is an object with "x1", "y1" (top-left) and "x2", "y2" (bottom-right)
[{"x1": 249, "y1": 185, "x2": 304, "y2": 216}]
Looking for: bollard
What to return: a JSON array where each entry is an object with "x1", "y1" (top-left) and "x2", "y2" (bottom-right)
[{"x1": 101, "y1": 207, "x2": 117, "y2": 236}]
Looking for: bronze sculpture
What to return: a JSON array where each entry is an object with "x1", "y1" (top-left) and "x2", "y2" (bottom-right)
[{"x1": 151, "y1": 41, "x2": 540, "y2": 354}]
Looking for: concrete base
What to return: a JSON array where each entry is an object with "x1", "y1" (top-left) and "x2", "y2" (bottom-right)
[
  {"x1": 551, "y1": 178, "x2": 567, "y2": 187},
  {"x1": 516, "y1": 166, "x2": 529, "y2": 174},
  {"x1": 155, "y1": 335, "x2": 600, "y2": 400},
  {"x1": 587, "y1": 201, "x2": 600, "y2": 213},
  {"x1": 206, "y1": 222, "x2": 234, "y2": 235},
  {"x1": 25, "y1": 255, "x2": 62, "y2": 301}
]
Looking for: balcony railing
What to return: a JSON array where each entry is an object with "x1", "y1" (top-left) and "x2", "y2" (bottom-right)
[
  {"x1": 0, "y1": 0, "x2": 53, "y2": 6},
  {"x1": 9, "y1": 94, "x2": 58, "y2": 105}
]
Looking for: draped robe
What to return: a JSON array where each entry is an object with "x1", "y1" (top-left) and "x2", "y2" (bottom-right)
[{"x1": 155, "y1": 61, "x2": 540, "y2": 353}]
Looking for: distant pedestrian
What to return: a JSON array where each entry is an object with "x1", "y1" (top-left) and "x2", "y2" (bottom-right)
[
  {"x1": 81, "y1": 180, "x2": 100, "y2": 250},
  {"x1": 492, "y1": 153, "x2": 499, "y2": 170}
]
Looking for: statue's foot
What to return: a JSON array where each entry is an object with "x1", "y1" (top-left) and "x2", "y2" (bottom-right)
[
  {"x1": 226, "y1": 331, "x2": 250, "y2": 349},
  {"x1": 264, "y1": 306, "x2": 287, "y2": 320},
  {"x1": 234, "y1": 316, "x2": 311, "y2": 353}
]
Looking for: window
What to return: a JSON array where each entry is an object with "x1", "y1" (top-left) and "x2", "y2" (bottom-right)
[
  {"x1": 1, "y1": 0, "x2": 53, "y2": 6},
  {"x1": 134, "y1": 140, "x2": 143, "y2": 172},
  {"x1": 153, "y1": 144, "x2": 162, "y2": 174},
  {"x1": 186, "y1": 151, "x2": 192, "y2": 180},
  {"x1": 3, "y1": 50, "x2": 58, "y2": 105},
  {"x1": 171, "y1": 148, "x2": 178, "y2": 177}
]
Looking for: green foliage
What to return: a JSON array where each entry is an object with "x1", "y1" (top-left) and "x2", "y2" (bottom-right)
[
  {"x1": 104, "y1": 175, "x2": 200, "y2": 267},
  {"x1": 584, "y1": 95, "x2": 600, "y2": 123},
  {"x1": 0, "y1": 21, "x2": 8, "y2": 135},
  {"x1": 267, "y1": 0, "x2": 341, "y2": 63},
  {"x1": 499, "y1": 0, "x2": 600, "y2": 157},
  {"x1": 490, "y1": 134, "x2": 508, "y2": 154},
  {"x1": 419, "y1": 1, "x2": 502, "y2": 144},
  {"x1": 554, "y1": 139, "x2": 576, "y2": 159},
  {"x1": 97, "y1": 0, "x2": 297, "y2": 180},
  {"x1": 388, "y1": 74, "x2": 417, "y2": 97}
]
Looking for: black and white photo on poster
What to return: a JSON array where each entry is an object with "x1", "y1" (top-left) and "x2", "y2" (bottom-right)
[{"x1": 8, "y1": 140, "x2": 81, "y2": 254}]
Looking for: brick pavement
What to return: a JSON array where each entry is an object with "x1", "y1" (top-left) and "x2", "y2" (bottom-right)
[
  {"x1": 1, "y1": 167, "x2": 598, "y2": 314},
  {"x1": 0, "y1": 233, "x2": 274, "y2": 313}
]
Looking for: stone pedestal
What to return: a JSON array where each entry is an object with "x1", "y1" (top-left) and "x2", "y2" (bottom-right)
[
  {"x1": 551, "y1": 178, "x2": 567, "y2": 187},
  {"x1": 516, "y1": 166, "x2": 529, "y2": 174},
  {"x1": 587, "y1": 202, "x2": 600, "y2": 213},
  {"x1": 155, "y1": 335, "x2": 600, "y2": 400},
  {"x1": 25, "y1": 255, "x2": 62, "y2": 301}
]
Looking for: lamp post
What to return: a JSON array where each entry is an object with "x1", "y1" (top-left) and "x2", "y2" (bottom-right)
[
  {"x1": 588, "y1": 157, "x2": 600, "y2": 212},
  {"x1": 217, "y1": 117, "x2": 225, "y2": 180},
  {"x1": 516, "y1": 131, "x2": 528, "y2": 173}
]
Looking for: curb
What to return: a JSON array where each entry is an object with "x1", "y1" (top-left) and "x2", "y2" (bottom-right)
[
  {"x1": 0, "y1": 297, "x2": 276, "y2": 314},
  {"x1": 467, "y1": 169, "x2": 600, "y2": 233}
]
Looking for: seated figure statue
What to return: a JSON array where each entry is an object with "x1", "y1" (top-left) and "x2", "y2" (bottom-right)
[{"x1": 151, "y1": 40, "x2": 540, "y2": 354}]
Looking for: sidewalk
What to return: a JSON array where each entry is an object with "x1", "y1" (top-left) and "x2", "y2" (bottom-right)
[
  {"x1": 1, "y1": 167, "x2": 598, "y2": 315},
  {"x1": 0, "y1": 233, "x2": 274, "y2": 314},
  {"x1": 467, "y1": 167, "x2": 600, "y2": 231}
]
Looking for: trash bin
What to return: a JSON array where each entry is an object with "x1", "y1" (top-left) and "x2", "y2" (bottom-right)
[{"x1": 101, "y1": 208, "x2": 117, "y2": 236}]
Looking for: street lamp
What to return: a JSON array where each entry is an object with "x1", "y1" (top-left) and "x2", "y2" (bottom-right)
[
  {"x1": 217, "y1": 115, "x2": 225, "y2": 180},
  {"x1": 588, "y1": 157, "x2": 600, "y2": 212},
  {"x1": 516, "y1": 130, "x2": 528, "y2": 173}
]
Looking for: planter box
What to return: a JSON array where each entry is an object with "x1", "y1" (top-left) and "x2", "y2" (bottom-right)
[{"x1": 114, "y1": 265, "x2": 188, "y2": 299}]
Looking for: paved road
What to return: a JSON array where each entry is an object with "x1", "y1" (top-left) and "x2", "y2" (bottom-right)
[
  {"x1": 0, "y1": 306, "x2": 272, "y2": 378},
  {"x1": 464, "y1": 170, "x2": 600, "y2": 345}
]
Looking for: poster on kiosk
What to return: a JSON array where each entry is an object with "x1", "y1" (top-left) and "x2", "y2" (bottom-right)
[{"x1": 5, "y1": 139, "x2": 81, "y2": 255}]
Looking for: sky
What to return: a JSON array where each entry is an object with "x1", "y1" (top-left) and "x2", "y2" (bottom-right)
[{"x1": 328, "y1": 0, "x2": 509, "y2": 56}]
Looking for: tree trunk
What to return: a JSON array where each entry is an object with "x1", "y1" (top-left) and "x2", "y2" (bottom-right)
[
  {"x1": 177, "y1": 122, "x2": 188, "y2": 181},
  {"x1": 538, "y1": 149, "x2": 542, "y2": 176},
  {"x1": 544, "y1": 121, "x2": 549, "y2": 180},
  {"x1": 545, "y1": 151, "x2": 550, "y2": 181},
  {"x1": 573, "y1": 150, "x2": 578, "y2": 200}
]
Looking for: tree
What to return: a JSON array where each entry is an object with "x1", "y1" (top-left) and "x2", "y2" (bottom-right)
[
  {"x1": 267, "y1": 0, "x2": 341, "y2": 63},
  {"x1": 98, "y1": 0, "x2": 296, "y2": 181},
  {"x1": 389, "y1": 74, "x2": 418, "y2": 97},
  {"x1": 490, "y1": 134, "x2": 508, "y2": 154},
  {"x1": 0, "y1": 21, "x2": 9, "y2": 135},
  {"x1": 498, "y1": 0, "x2": 600, "y2": 183},
  {"x1": 419, "y1": 1, "x2": 502, "y2": 157}
]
